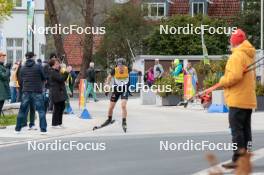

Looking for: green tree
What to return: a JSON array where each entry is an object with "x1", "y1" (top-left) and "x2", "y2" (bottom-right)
[
  {"x1": 96, "y1": 3, "x2": 150, "y2": 68},
  {"x1": 46, "y1": 0, "x2": 68, "y2": 63},
  {"x1": 0, "y1": 0, "x2": 13, "y2": 21},
  {"x1": 233, "y1": 0, "x2": 260, "y2": 49},
  {"x1": 144, "y1": 15, "x2": 230, "y2": 55}
]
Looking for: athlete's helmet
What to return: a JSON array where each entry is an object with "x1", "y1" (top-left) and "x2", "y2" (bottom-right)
[{"x1": 116, "y1": 58, "x2": 126, "y2": 66}]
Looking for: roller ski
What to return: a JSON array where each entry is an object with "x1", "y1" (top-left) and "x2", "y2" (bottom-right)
[
  {"x1": 122, "y1": 119, "x2": 127, "y2": 133},
  {"x1": 93, "y1": 118, "x2": 116, "y2": 131}
]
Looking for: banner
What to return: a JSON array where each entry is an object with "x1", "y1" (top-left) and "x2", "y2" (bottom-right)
[
  {"x1": 184, "y1": 75, "x2": 196, "y2": 100},
  {"x1": 27, "y1": 0, "x2": 35, "y2": 52},
  {"x1": 79, "y1": 79, "x2": 87, "y2": 109}
]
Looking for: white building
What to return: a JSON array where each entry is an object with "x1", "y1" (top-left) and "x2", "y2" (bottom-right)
[{"x1": 0, "y1": 0, "x2": 45, "y2": 64}]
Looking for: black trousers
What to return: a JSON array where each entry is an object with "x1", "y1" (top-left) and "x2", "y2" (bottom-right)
[
  {"x1": 0, "y1": 100, "x2": 4, "y2": 115},
  {"x1": 52, "y1": 101, "x2": 65, "y2": 126},
  {"x1": 48, "y1": 96, "x2": 54, "y2": 111},
  {"x1": 229, "y1": 107, "x2": 252, "y2": 162}
]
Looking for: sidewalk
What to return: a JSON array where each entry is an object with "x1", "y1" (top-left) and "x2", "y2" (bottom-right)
[{"x1": 1, "y1": 97, "x2": 264, "y2": 145}]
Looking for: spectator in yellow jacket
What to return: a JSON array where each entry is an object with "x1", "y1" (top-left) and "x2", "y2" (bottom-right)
[{"x1": 220, "y1": 29, "x2": 256, "y2": 169}]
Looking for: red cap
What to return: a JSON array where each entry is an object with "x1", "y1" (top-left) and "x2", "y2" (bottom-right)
[{"x1": 230, "y1": 29, "x2": 246, "y2": 46}]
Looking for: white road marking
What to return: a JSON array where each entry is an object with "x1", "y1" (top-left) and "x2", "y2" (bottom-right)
[{"x1": 193, "y1": 148, "x2": 264, "y2": 175}]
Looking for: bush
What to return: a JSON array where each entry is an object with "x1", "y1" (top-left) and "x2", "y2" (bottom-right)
[
  {"x1": 154, "y1": 76, "x2": 183, "y2": 97},
  {"x1": 144, "y1": 15, "x2": 229, "y2": 55},
  {"x1": 256, "y1": 83, "x2": 264, "y2": 96},
  {"x1": 194, "y1": 56, "x2": 227, "y2": 89}
]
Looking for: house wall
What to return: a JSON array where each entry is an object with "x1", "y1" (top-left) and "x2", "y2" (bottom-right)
[
  {"x1": 132, "y1": 0, "x2": 241, "y2": 19},
  {"x1": 0, "y1": 0, "x2": 46, "y2": 63}
]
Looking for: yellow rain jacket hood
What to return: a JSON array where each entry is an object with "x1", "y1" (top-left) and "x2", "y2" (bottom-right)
[{"x1": 219, "y1": 40, "x2": 257, "y2": 109}]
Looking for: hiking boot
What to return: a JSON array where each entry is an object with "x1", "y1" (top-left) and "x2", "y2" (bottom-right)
[{"x1": 222, "y1": 162, "x2": 237, "y2": 169}]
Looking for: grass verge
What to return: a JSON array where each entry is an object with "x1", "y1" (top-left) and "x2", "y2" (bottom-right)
[{"x1": 0, "y1": 114, "x2": 17, "y2": 126}]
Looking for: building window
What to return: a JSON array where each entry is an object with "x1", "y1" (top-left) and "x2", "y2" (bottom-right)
[
  {"x1": 142, "y1": 3, "x2": 166, "y2": 19},
  {"x1": 13, "y1": 0, "x2": 22, "y2": 8},
  {"x1": 6, "y1": 38, "x2": 23, "y2": 64},
  {"x1": 192, "y1": 2, "x2": 205, "y2": 16}
]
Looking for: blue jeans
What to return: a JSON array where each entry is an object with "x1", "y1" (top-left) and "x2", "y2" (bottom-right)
[
  {"x1": 10, "y1": 87, "x2": 17, "y2": 103},
  {"x1": 22, "y1": 102, "x2": 36, "y2": 128},
  {"x1": 15, "y1": 92, "x2": 47, "y2": 132}
]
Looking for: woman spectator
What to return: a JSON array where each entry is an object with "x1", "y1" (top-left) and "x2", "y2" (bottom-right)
[
  {"x1": 0, "y1": 52, "x2": 11, "y2": 129},
  {"x1": 146, "y1": 67, "x2": 154, "y2": 87},
  {"x1": 49, "y1": 58, "x2": 72, "y2": 128},
  {"x1": 16, "y1": 61, "x2": 22, "y2": 102},
  {"x1": 9, "y1": 62, "x2": 19, "y2": 103}
]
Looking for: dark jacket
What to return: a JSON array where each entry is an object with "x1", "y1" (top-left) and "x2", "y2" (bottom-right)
[
  {"x1": 0, "y1": 63, "x2": 11, "y2": 101},
  {"x1": 86, "y1": 67, "x2": 96, "y2": 83},
  {"x1": 49, "y1": 68, "x2": 68, "y2": 103},
  {"x1": 19, "y1": 59, "x2": 46, "y2": 93},
  {"x1": 43, "y1": 62, "x2": 51, "y2": 89}
]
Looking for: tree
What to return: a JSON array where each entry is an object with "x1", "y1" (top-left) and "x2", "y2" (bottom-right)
[
  {"x1": 232, "y1": 0, "x2": 260, "y2": 49},
  {"x1": 96, "y1": 3, "x2": 150, "y2": 69},
  {"x1": 144, "y1": 15, "x2": 230, "y2": 55},
  {"x1": 46, "y1": 0, "x2": 68, "y2": 63},
  {"x1": 78, "y1": 0, "x2": 94, "y2": 79},
  {"x1": 0, "y1": 0, "x2": 13, "y2": 21}
]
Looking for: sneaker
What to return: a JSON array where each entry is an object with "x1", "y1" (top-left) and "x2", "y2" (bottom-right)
[
  {"x1": 94, "y1": 99, "x2": 99, "y2": 102},
  {"x1": 51, "y1": 126, "x2": 60, "y2": 129},
  {"x1": 40, "y1": 131, "x2": 48, "y2": 135},
  {"x1": 58, "y1": 125, "x2": 65, "y2": 129},
  {"x1": 28, "y1": 125, "x2": 38, "y2": 131},
  {"x1": 222, "y1": 162, "x2": 237, "y2": 169},
  {"x1": 14, "y1": 130, "x2": 21, "y2": 134}
]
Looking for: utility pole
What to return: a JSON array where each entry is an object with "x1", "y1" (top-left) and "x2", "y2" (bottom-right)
[{"x1": 261, "y1": 0, "x2": 264, "y2": 85}]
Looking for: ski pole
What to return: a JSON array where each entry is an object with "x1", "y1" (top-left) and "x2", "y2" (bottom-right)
[{"x1": 247, "y1": 57, "x2": 264, "y2": 70}]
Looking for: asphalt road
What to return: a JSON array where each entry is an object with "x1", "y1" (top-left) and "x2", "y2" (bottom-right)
[{"x1": 0, "y1": 132, "x2": 264, "y2": 175}]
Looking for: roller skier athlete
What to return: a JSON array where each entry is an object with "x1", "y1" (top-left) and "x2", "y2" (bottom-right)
[{"x1": 93, "y1": 58, "x2": 129, "y2": 133}]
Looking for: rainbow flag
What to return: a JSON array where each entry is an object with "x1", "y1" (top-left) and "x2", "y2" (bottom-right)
[
  {"x1": 184, "y1": 75, "x2": 196, "y2": 100},
  {"x1": 79, "y1": 79, "x2": 87, "y2": 109}
]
